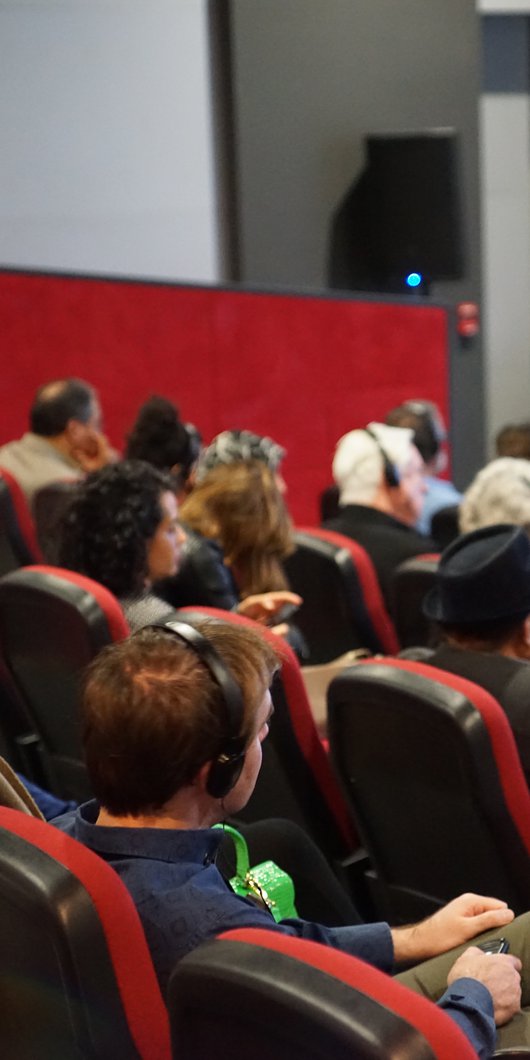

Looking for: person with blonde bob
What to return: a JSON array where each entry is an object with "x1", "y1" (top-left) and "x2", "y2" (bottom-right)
[
  {"x1": 158, "y1": 460, "x2": 300, "y2": 630},
  {"x1": 180, "y1": 460, "x2": 293, "y2": 598}
]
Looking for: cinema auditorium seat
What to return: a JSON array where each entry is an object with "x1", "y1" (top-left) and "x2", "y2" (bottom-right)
[
  {"x1": 284, "y1": 527, "x2": 399, "y2": 663},
  {"x1": 0, "y1": 468, "x2": 42, "y2": 575},
  {"x1": 170, "y1": 927, "x2": 479, "y2": 1060},
  {"x1": 391, "y1": 553, "x2": 440, "y2": 649},
  {"x1": 328, "y1": 658, "x2": 530, "y2": 922},
  {"x1": 0, "y1": 565, "x2": 129, "y2": 800},
  {"x1": 0, "y1": 806, "x2": 170, "y2": 1060}
]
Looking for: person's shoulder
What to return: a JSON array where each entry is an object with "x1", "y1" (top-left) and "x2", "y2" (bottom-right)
[{"x1": 51, "y1": 806, "x2": 82, "y2": 834}]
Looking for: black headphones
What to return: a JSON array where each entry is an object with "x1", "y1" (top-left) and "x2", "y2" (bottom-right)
[
  {"x1": 145, "y1": 621, "x2": 247, "y2": 799},
  {"x1": 364, "y1": 427, "x2": 400, "y2": 489}
]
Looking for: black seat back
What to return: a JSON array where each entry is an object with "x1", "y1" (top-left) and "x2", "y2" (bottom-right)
[{"x1": 328, "y1": 658, "x2": 530, "y2": 921}]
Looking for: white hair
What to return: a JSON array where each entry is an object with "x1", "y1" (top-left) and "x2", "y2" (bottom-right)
[
  {"x1": 333, "y1": 422, "x2": 415, "y2": 505},
  {"x1": 460, "y1": 457, "x2": 530, "y2": 534}
]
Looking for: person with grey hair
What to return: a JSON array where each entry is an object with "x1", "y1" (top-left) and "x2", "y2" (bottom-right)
[
  {"x1": 196, "y1": 429, "x2": 287, "y2": 493},
  {"x1": 460, "y1": 458, "x2": 530, "y2": 536},
  {"x1": 322, "y1": 422, "x2": 434, "y2": 610}
]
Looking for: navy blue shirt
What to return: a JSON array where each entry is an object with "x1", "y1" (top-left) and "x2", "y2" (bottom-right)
[{"x1": 54, "y1": 801, "x2": 495, "y2": 1056}]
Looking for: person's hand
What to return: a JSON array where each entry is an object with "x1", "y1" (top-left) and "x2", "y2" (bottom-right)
[
  {"x1": 270, "y1": 623, "x2": 289, "y2": 638},
  {"x1": 447, "y1": 946, "x2": 521, "y2": 1026},
  {"x1": 73, "y1": 431, "x2": 116, "y2": 472},
  {"x1": 237, "y1": 591, "x2": 302, "y2": 625},
  {"x1": 391, "y1": 893, "x2": 514, "y2": 963}
]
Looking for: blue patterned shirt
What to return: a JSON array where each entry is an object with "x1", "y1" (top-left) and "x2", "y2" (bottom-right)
[{"x1": 53, "y1": 801, "x2": 495, "y2": 1056}]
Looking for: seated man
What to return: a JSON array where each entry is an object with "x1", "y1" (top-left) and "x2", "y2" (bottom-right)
[
  {"x1": 385, "y1": 398, "x2": 462, "y2": 536},
  {"x1": 322, "y1": 422, "x2": 435, "y2": 610},
  {"x1": 54, "y1": 618, "x2": 530, "y2": 1055},
  {"x1": 423, "y1": 522, "x2": 530, "y2": 787},
  {"x1": 0, "y1": 377, "x2": 112, "y2": 505}
]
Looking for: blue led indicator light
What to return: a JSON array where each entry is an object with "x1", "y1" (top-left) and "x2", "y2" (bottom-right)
[{"x1": 406, "y1": 272, "x2": 422, "y2": 288}]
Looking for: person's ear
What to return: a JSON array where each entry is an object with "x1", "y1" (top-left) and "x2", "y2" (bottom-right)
[
  {"x1": 522, "y1": 615, "x2": 530, "y2": 647},
  {"x1": 192, "y1": 760, "x2": 213, "y2": 794}
]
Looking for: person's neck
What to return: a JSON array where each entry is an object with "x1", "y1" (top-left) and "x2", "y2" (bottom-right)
[
  {"x1": 96, "y1": 796, "x2": 219, "y2": 831},
  {"x1": 37, "y1": 432, "x2": 74, "y2": 461},
  {"x1": 444, "y1": 635, "x2": 522, "y2": 660}
]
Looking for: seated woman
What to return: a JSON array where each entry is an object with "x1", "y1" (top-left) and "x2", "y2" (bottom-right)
[
  {"x1": 59, "y1": 460, "x2": 183, "y2": 629},
  {"x1": 58, "y1": 460, "x2": 298, "y2": 630},
  {"x1": 124, "y1": 394, "x2": 201, "y2": 498},
  {"x1": 157, "y1": 457, "x2": 304, "y2": 652}
]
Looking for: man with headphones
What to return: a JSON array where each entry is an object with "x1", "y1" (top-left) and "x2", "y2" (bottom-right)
[
  {"x1": 323, "y1": 422, "x2": 435, "y2": 610},
  {"x1": 385, "y1": 399, "x2": 462, "y2": 536},
  {"x1": 52, "y1": 617, "x2": 530, "y2": 1052}
]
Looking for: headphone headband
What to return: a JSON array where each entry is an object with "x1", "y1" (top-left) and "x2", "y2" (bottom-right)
[
  {"x1": 364, "y1": 427, "x2": 400, "y2": 489},
  {"x1": 143, "y1": 621, "x2": 247, "y2": 798}
]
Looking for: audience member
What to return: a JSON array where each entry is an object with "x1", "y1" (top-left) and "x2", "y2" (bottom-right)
[
  {"x1": 0, "y1": 378, "x2": 112, "y2": 505},
  {"x1": 125, "y1": 394, "x2": 201, "y2": 497},
  {"x1": 179, "y1": 461, "x2": 294, "y2": 600},
  {"x1": 197, "y1": 428, "x2": 287, "y2": 494},
  {"x1": 59, "y1": 460, "x2": 299, "y2": 630},
  {"x1": 322, "y1": 422, "x2": 435, "y2": 610},
  {"x1": 496, "y1": 422, "x2": 530, "y2": 461},
  {"x1": 460, "y1": 458, "x2": 530, "y2": 535},
  {"x1": 422, "y1": 523, "x2": 530, "y2": 787},
  {"x1": 53, "y1": 620, "x2": 530, "y2": 1054},
  {"x1": 59, "y1": 460, "x2": 183, "y2": 628},
  {"x1": 385, "y1": 399, "x2": 462, "y2": 535}
]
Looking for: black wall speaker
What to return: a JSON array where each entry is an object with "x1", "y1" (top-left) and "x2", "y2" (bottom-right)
[{"x1": 328, "y1": 129, "x2": 465, "y2": 293}]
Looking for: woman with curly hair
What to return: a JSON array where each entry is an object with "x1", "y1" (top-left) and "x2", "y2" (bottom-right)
[
  {"x1": 58, "y1": 460, "x2": 185, "y2": 628},
  {"x1": 125, "y1": 395, "x2": 201, "y2": 497},
  {"x1": 59, "y1": 459, "x2": 299, "y2": 630}
]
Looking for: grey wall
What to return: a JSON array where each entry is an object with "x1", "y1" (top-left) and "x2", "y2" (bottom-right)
[
  {"x1": 481, "y1": 16, "x2": 530, "y2": 447},
  {"x1": 229, "y1": 0, "x2": 481, "y2": 302},
  {"x1": 0, "y1": 0, "x2": 220, "y2": 282},
  {"x1": 227, "y1": 0, "x2": 484, "y2": 485}
]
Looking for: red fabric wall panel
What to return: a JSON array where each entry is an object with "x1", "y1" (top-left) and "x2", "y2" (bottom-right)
[{"x1": 0, "y1": 272, "x2": 448, "y2": 524}]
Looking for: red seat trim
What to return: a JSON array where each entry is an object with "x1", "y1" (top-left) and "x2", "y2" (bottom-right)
[
  {"x1": 0, "y1": 467, "x2": 43, "y2": 561},
  {"x1": 219, "y1": 928, "x2": 478, "y2": 1059},
  {"x1": 22, "y1": 564, "x2": 130, "y2": 641},
  {"x1": 0, "y1": 807, "x2": 170, "y2": 1059},
  {"x1": 298, "y1": 526, "x2": 400, "y2": 653},
  {"x1": 356, "y1": 656, "x2": 530, "y2": 855}
]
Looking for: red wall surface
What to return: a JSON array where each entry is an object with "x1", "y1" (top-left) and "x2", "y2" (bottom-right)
[{"x1": 0, "y1": 271, "x2": 449, "y2": 524}]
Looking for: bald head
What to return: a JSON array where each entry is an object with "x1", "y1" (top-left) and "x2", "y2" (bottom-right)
[{"x1": 30, "y1": 378, "x2": 99, "y2": 437}]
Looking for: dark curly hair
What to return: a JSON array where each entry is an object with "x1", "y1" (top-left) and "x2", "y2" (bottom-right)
[
  {"x1": 125, "y1": 395, "x2": 201, "y2": 491},
  {"x1": 59, "y1": 460, "x2": 173, "y2": 597}
]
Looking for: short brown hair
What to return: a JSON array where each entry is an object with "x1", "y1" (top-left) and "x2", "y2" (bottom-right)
[
  {"x1": 496, "y1": 423, "x2": 530, "y2": 461},
  {"x1": 82, "y1": 620, "x2": 279, "y2": 816}
]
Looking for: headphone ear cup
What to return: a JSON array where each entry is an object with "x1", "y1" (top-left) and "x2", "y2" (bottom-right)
[
  {"x1": 384, "y1": 461, "x2": 400, "y2": 489},
  {"x1": 206, "y1": 753, "x2": 246, "y2": 799}
]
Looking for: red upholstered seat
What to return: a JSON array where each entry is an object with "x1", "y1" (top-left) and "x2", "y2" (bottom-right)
[
  {"x1": 0, "y1": 468, "x2": 42, "y2": 574},
  {"x1": 0, "y1": 806, "x2": 170, "y2": 1060},
  {"x1": 284, "y1": 526, "x2": 399, "y2": 662},
  {"x1": 0, "y1": 565, "x2": 130, "y2": 799},
  {"x1": 328, "y1": 657, "x2": 530, "y2": 921},
  {"x1": 177, "y1": 605, "x2": 358, "y2": 864},
  {"x1": 170, "y1": 927, "x2": 478, "y2": 1059}
]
